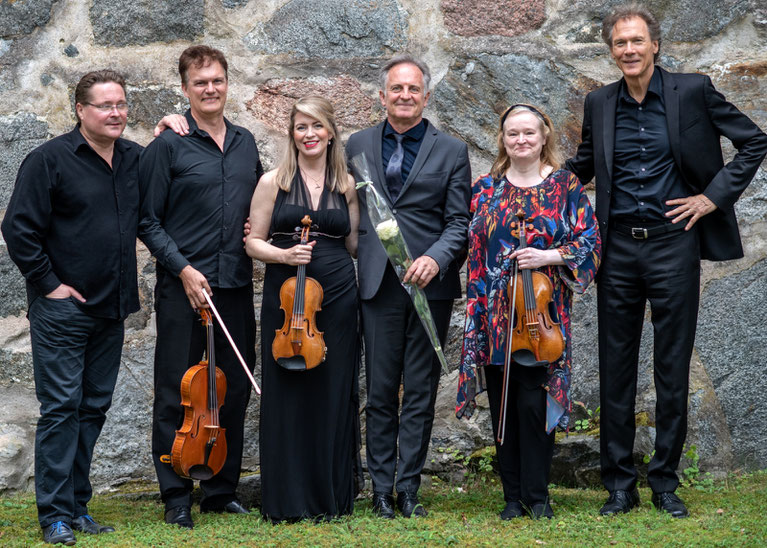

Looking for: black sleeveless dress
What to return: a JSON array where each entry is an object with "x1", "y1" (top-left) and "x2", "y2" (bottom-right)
[{"x1": 259, "y1": 173, "x2": 359, "y2": 522}]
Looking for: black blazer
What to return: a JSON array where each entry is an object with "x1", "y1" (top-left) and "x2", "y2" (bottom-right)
[
  {"x1": 346, "y1": 120, "x2": 472, "y2": 300},
  {"x1": 566, "y1": 67, "x2": 767, "y2": 261}
]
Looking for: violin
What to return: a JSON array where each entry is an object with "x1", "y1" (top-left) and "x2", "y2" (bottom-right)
[
  {"x1": 497, "y1": 211, "x2": 564, "y2": 444},
  {"x1": 168, "y1": 309, "x2": 228, "y2": 480},
  {"x1": 272, "y1": 215, "x2": 327, "y2": 371},
  {"x1": 508, "y1": 211, "x2": 564, "y2": 366}
]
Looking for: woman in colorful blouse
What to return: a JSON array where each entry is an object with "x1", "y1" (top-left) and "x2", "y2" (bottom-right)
[{"x1": 456, "y1": 104, "x2": 601, "y2": 520}]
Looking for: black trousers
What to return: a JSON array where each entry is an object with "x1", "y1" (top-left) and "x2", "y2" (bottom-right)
[
  {"x1": 361, "y1": 265, "x2": 453, "y2": 495},
  {"x1": 29, "y1": 296, "x2": 124, "y2": 527},
  {"x1": 598, "y1": 226, "x2": 700, "y2": 493},
  {"x1": 151, "y1": 269, "x2": 256, "y2": 510},
  {"x1": 485, "y1": 363, "x2": 555, "y2": 507}
]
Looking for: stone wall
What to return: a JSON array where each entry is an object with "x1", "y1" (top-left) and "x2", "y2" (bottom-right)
[{"x1": 1, "y1": 0, "x2": 766, "y2": 493}]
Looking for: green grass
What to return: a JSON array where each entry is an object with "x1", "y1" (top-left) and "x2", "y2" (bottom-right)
[{"x1": 1, "y1": 472, "x2": 766, "y2": 546}]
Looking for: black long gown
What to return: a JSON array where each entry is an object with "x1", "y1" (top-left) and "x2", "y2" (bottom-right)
[{"x1": 259, "y1": 174, "x2": 359, "y2": 522}]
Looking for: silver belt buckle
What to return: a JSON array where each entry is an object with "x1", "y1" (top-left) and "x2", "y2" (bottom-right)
[{"x1": 631, "y1": 227, "x2": 648, "y2": 239}]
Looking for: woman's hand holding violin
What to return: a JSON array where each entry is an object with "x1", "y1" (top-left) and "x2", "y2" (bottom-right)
[
  {"x1": 283, "y1": 241, "x2": 316, "y2": 265},
  {"x1": 509, "y1": 247, "x2": 564, "y2": 269}
]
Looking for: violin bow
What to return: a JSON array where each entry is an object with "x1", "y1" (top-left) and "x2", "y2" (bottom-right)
[
  {"x1": 201, "y1": 289, "x2": 262, "y2": 395},
  {"x1": 497, "y1": 252, "x2": 520, "y2": 445}
]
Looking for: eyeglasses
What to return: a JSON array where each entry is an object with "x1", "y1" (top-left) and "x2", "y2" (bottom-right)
[{"x1": 83, "y1": 102, "x2": 129, "y2": 112}]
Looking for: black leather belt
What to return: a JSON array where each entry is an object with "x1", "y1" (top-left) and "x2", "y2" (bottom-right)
[{"x1": 611, "y1": 222, "x2": 686, "y2": 240}]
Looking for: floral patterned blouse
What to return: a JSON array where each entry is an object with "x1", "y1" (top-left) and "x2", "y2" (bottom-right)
[{"x1": 455, "y1": 169, "x2": 601, "y2": 432}]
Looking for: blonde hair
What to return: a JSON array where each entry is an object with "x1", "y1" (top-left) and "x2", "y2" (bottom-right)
[
  {"x1": 274, "y1": 96, "x2": 350, "y2": 194},
  {"x1": 490, "y1": 103, "x2": 563, "y2": 180}
]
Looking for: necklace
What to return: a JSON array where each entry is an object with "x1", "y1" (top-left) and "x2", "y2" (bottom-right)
[{"x1": 300, "y1": 168, "x2": 325, "y2": 190}]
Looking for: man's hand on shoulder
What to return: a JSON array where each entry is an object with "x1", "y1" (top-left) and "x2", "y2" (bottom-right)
[
  {"x1": 46, "y1": 284, "x2": 86, "y2": 302},
  {"x1": 154, "y1": 114, "x2": 189, "y2": 137},
  {"x1": 403, "y1": 255, "x2": 440, "y2": 289},
  {"x1": 242, "y1": 216, "x2": 251, "y2": 245},
  {"x1": 178, "y1": 265, "x2": 212, "y2": 309},
  {"x1": 665, "y1": 194, "x2": 717, "y2": 230}
]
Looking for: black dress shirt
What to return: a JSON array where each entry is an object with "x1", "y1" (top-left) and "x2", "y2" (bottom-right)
[
  {"x1": 138, "y1": 110, "x2": 263, "y2": 288},
  {"x1": 1, "y1": 127, "x2": 140, "y2": 320},
  {"x1": 611, "y1": 69, "x2": 689, "y2": 222},
  {"x1": 382, "y1": 119, "x2": 427, "y2": 184}
]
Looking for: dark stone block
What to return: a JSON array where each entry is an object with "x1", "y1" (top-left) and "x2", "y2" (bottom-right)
[
  {"x1": 90, "y1": 0, "x2": 204, "y2": 47},
  {"x1": 0, "y1": 112, "x2": 49, "y2": 210},
  {"x1": 125, "y1": 85, "x2": 187, "y2": 129},
  {"x1": 0, "y1": 0, "x2": 56, "y2": 39},
  {"x1": 552, "y1": 0, "x2": 748, "y2": 45},
  {"x1": 63, "y1": 44, "x2": 79, "y2": 57},
  {"x1": 0, "y1": 243, "x2": 27, "y2": 319},
  {"x1": 697, "y1": 259, "x2": 767, "y2": 469},
  {"x1": 245, "y1": 0, "x2": 408, "y2": 59},
  {"x1": 431, "y1": 53, "x2": 598, "y2": 158}
]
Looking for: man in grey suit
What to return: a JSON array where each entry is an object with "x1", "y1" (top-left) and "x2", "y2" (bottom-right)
[{"x1": 346, "y1": 54, "x2": 471, "y2": 518}]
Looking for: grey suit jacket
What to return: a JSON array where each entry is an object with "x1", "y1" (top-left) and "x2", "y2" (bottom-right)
[{"x1": 346, "y1": 119, "x2": 471, "y2": 300}]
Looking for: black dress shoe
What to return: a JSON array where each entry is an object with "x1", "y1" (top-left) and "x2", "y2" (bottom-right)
[
  {"x1": 372, "y1": 493, "x2": 396, "y2": 519},
  {"x1": 651, "y1": 491, "x2": 689, "y2": 518},
  {"x1": 201, "y1": 500, "x2": 250, "y2": 514},
  {"x1": 397, "y1": 491, "x2": 427, "y2": 518},
  {"x1": 499, "y1": 500, "x2": 524, "y2": 520},
  {"x1": 42, "y1": 521, "x2": 76, "y2": 545},
  {"x1": 165, "y1": 505, "x2": 194, "y2": 529},
  {"x1": 528, "y1": 502, "x2": 554, "y2": 520},
  {"x1": 599, "y1": 488, "x2": 640, "y2": 515},
  {"x1": 72, "y1": 514, "x2": 115, "y2": 534}
]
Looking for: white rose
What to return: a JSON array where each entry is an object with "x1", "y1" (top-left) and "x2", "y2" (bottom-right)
[{"x1": 375, "y1": 219, "x2": 400, "y2": 242}]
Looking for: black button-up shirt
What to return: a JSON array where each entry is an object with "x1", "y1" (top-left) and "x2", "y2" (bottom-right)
[
  {"x1": 138, "y1": 110, "x2": 263, "y2": 288},
  {"x1": 382, "y1": 119, "x2": 427, "y2": 184},
  {"x1": 1, "y1": 127, "x2": 140, "y2": 320},
  {"x1": 611, "y1": 69, "x2": 689, "y2": 222}
]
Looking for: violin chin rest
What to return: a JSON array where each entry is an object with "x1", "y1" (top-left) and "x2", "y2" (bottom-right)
[
  {"x1": 277, "y1": 356, "x2": 307, "y2": 371},
  {"x1": 511, "y1": 349, "x2": 548, "y2": 368}
]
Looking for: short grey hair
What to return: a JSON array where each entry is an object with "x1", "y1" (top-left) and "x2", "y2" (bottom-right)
[
  {"x1": 378, "y1": 54, "x2": 432, "y2": 93},
  {"x1": 601, "y1": 2, "x2": 662, "y2": 63}
]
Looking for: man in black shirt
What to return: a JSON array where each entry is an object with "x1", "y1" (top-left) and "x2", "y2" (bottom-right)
[
  {"x1": 139, "y1": 45, "x2": 262, "y2": 529},
  {"x1": 2, "y1": 70, "x2": 139, "y2": 545},
  {"x1": 567, "y1": 4, "x2": 767, "y2": 518}
]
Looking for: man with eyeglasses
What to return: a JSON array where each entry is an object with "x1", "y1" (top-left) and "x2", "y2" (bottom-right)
[{"x1": 2, "y1": 70, "x2": 140, "y2": 545}]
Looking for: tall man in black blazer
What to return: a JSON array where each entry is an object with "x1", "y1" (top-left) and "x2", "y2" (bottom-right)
[
  {"x1": 567, "y1": 4, "x2": 767, "y2": 518},
  {"x1": 346, "y1": 54, "x2": 471, "y2": 518}
]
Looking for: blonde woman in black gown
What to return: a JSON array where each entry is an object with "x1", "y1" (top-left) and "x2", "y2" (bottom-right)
[{"x1": 245, "y1": 96, "x2": 360, "y2": 522}]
